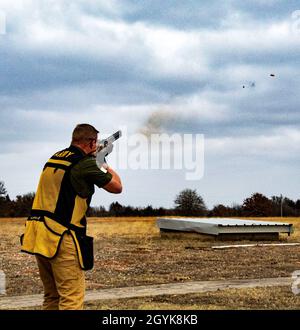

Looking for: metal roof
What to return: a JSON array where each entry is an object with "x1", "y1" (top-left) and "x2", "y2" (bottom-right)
[{"x1": 156, "y1": 218, "x2": 293, "y2": 236}]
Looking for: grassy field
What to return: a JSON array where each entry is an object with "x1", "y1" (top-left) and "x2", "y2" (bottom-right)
[{"x1": 1, "y1": 216, "x2": 300, "y2": 309}]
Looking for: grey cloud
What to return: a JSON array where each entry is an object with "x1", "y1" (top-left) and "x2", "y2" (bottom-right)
[
  {"x1": 232, "y1": 0, "x2": 300, "y2": 21},
  {"x1": 120, "y1": 0, "x2": 297, "y2": 30},
  {"x1": 120, "y1": 0, "x2": 229, "y2": 30}
]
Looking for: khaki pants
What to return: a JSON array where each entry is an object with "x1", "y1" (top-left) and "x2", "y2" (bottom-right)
[{"x1": 36, "y1": 233, "x2": 85, "y2": 310}]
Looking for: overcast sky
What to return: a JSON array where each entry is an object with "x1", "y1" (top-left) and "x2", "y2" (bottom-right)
[{"x1": 0, "y1": 0, "x2": 300, "y2": 210}]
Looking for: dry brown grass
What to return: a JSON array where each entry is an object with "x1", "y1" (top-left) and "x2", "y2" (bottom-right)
[
  {"x1": 1, "y1": 216, "x2": 299, "y2": 239},
  {"x1": 1, "y1": 216, "x2": 300, "y2": 309},
  {"x1": 87, "y1": 217, "x2": 160, "y2": 237}
]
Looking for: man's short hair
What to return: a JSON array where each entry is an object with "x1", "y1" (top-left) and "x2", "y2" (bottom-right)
[{"x1": 72, "y1": 124, "x2": 99, "y2": 144}]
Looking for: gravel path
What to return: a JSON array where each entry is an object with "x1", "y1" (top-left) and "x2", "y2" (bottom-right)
[{"x1": 0, "y1": 277, "x2": 293, "y2": 309}]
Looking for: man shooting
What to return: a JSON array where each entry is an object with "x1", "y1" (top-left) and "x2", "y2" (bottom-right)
[{"x1": 21, "y1": 123, "x2": 122, "y2": 310}]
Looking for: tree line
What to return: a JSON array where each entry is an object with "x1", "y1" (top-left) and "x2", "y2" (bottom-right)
[{"x1": 0, "y1": 180, "x2": 300, "y2": 218}]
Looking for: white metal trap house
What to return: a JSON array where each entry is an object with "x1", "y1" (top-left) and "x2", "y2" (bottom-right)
[{"x1": 156, "y1": 218, "x2": 293, "y2": 240}]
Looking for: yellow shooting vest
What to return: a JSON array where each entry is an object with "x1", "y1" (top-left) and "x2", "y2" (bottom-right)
[{"x1": 21, "y1": 145, "x2": 92, "y2": 270}]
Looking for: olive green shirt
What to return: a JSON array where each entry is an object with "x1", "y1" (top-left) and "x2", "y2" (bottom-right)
[{"x1": 70, "y1": 147, "x2": 112, "y2": 199}]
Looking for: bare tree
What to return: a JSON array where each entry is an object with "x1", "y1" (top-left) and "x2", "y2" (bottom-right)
[
  {"x1": 0, "y1": 180, "x2": 7, "y2": 197},
  {"x1": 174, "y1": 189, "x2": 207, "y2": 216},
  {"x1": 0, "y1": 180, "x2": 10, "y2": 217}
]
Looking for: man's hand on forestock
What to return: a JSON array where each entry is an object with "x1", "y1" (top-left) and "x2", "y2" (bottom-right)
[{"x1": 96, "y1": 143, "x2": 113, "y2": 168}]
